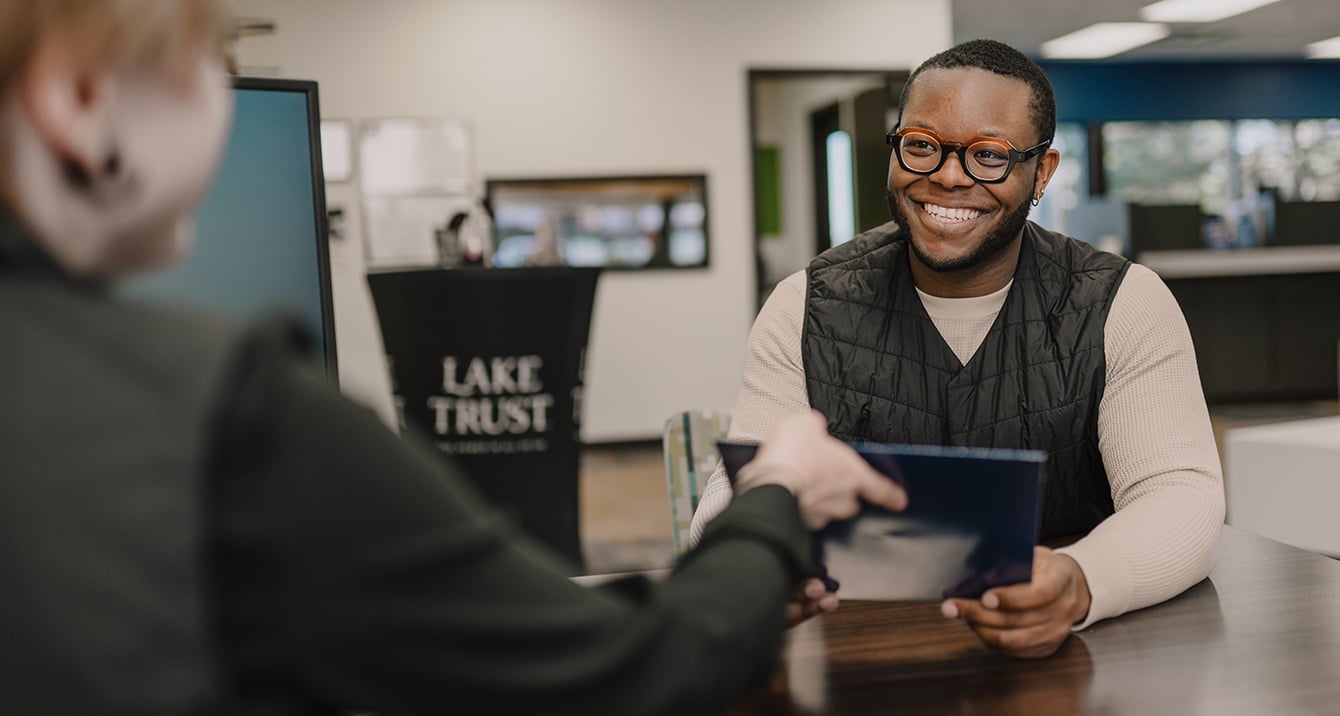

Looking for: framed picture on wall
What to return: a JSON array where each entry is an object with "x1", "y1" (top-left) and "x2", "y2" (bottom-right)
[{"x1": 485, "y1": 174, "x2": 710, "y2": 270}]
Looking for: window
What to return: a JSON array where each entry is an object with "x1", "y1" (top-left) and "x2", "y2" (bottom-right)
[
  {"x1": 1104, "y1": 121, "x2": 1232, "y2": 214},
  {"x1": 825, "y1": 130, "x2": 856, "y2": 247},
  {"x1": 1095, "y1": 119, "x2": 1340, "y2": 249}
]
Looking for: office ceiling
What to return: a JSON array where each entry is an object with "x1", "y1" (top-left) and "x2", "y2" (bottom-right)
[{"x1": 952, "y1": 0, "x2": 1340, "y2": 60}]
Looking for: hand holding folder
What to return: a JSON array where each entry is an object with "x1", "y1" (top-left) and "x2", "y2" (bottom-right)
[{"x1": 720, "y1": 441, "x2": 1045, "y2": 601}]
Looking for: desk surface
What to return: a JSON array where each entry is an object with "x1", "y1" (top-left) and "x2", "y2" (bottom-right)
[{"x1": 733, "y1": 526, "x2": 1340, "y2": 716}]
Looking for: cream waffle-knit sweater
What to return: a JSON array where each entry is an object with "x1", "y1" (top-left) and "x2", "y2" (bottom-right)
[{"x1": 689, "y1": 264, "x2": 1224, "y2": 628}]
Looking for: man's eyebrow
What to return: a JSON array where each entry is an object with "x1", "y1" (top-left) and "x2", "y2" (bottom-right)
[{"x1": 900, "y1": 122, "x2": 1014, "y2": 142}]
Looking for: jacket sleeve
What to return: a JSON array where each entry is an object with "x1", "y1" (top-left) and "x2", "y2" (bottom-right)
[{"x1": 205, "y1": 324, "x2": 810, "y2": 716}]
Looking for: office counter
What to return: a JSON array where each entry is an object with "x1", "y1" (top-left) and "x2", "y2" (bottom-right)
[
  {"x1": 1138, "y1": 246, "x2": 1340, "y2": 403},
  {"x1": 733, "y1": 526, "x2": 1340, "y2": 716},
  {"x1": 1139, "y1": 244, "x2": 1340, "y2": 278}
]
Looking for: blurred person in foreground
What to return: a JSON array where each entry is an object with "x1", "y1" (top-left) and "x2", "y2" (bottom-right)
[
  {"x1": 690, "y1": 39, "x2": 1225, "y2": 659},
  {"x1": 0, "y1": 2, "x2": 907, "y2": 714}
]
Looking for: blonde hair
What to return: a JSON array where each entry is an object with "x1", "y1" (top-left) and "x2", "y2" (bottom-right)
[{"x1": 0, "y1": 0, "x2": 230, "y2": 92}]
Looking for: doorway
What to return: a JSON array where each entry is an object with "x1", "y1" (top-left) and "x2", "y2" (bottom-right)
[{"x1": 748, "y1": 69, "x2": 909, "y2": 308}]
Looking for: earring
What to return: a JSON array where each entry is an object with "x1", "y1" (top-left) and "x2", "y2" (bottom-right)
[
  {"x1": 1031, "y1": 191, "x2": 1044, "y2": 207},
  {"x1": 83, "y1": 148, "x2": 140, "y2": 204}
]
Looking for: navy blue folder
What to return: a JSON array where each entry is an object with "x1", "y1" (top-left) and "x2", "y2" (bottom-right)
[{"x1": 719, "y1": 441, "x2": 1046, "y2": 600}]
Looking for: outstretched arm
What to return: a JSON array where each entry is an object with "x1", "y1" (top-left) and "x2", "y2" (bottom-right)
[{"x1": 208, "y1": 332, "x2": 811, "y2": 715}]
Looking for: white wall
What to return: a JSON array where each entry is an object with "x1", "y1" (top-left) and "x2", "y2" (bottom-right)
[{"x1": 231, "y1": 0, "x2": 951, "y2": 441}]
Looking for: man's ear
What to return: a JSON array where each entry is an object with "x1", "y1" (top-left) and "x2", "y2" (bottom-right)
[
  {"x1": 1033, "y1": 147, "x2": 1062, "y2": 197},
  {"x1": 16, "y1": 32, "x2": 116, "y2": 183}
]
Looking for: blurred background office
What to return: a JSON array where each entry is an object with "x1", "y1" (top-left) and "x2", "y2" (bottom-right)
[{"x1": 223, "y1": 0, "x2": 1340, "y2": 571}]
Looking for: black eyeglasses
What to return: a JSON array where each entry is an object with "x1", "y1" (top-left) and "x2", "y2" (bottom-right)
[{"x1": 886, "y1": 127, "x2": 1051, "y2": 184}]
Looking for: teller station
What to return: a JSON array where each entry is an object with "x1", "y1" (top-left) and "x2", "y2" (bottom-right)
[{"x1": 1131, "y1": 201, "x2": 1340, "y2": 403}]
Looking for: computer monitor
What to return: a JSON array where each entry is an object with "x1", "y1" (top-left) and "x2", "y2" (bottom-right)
[
  {"x1": 126, "y1": 77, "x2": 338, "y2": 380},
  {"x1": 1273, "y1": 200, "x2": 1340, "y2": 247},
  {"x1": 1126, "y1": 204, "x2": 1204, "y2": 258}
]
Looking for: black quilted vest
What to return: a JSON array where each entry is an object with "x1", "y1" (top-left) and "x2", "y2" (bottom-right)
[{"x1": 803, "y1": 220, "x2": 1130, "y2": 540}]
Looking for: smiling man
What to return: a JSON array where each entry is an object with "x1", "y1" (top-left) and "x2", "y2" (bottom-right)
[{"x1": 690, "y1": 39, "x2": 1225, "y2": 659}]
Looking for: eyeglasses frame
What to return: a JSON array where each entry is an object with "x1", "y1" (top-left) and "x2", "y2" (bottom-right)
[{"x1": 886, "y1": 127, "x2": 1051, "y2": 184}]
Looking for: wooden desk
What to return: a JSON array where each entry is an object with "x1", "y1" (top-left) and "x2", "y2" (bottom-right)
[{"x1": 734, "y1": 526, "x2": 1340, "y2": 715}]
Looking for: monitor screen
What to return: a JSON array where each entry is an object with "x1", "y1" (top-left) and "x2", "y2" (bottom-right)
[{"x1": 126, "y1": 77, "x2": 338, "y2": 379}]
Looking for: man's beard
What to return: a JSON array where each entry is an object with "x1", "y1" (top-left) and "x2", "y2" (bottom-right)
[{"x1": 886, "y1": 185, "x2": 1034, "y2": 274}]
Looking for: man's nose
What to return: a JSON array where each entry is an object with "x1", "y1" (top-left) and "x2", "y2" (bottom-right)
[{"x1": 930, "y1": 148, "x2": 976, "y2": 188}]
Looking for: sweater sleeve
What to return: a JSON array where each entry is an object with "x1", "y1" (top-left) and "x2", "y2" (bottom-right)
[
  {"x1": 688, "y1": 271, "x2": 811, "y2": 547},
  {"x1": 1055, "y1": 264, "x2": 1226, "y2": 628},
  {"x1": 207, "y1": 326, "x2": 811, "y2": 715}
]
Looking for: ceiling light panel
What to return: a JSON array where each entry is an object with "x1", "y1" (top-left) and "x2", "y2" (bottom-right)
[
  {"x1": 1140, "y1": 0, "x2": 1283, "y2": 23},
  {"x1": 1040, "y1": 23, "x2": 1172, "y2": 59},
  {"x1": 1306, "y1": 36, "x2": 1340, "y2": 59}
]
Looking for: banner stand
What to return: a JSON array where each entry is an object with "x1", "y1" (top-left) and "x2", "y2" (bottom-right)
[{"x1": 369, "y1": 267, "x2": 600, "y2": 572}]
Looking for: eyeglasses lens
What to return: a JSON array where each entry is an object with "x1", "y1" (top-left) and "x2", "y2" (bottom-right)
[{"x1": 897, "y1": 131, "x2": 1014, "y2": 182}]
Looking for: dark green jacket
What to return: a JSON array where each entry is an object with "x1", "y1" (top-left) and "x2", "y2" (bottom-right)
[{"x1": 0, "y1": 212, "x2": 809, "y2": 715}]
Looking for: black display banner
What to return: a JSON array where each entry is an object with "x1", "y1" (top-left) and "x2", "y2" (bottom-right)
[{"x1": 368, "y1": 267, "x2": 601, "y2": 571}]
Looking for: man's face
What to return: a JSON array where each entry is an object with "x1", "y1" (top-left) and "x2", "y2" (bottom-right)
[{"x1": 887, "y1": 67, "x2": 1058, "y2": 279}]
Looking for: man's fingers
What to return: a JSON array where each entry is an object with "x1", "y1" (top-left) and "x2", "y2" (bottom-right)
[
  {"x1": 854, "y1": 469, "x2": 908, "y2": 512},
  {"x1": 799, "y1": 493, "x2": 861, "y2": 530},
  {"x1": 968, "y1": 621, "x2": 1069, "y2": 659},
  {"x1": 943, "y1": 600, "x2": 1034, "y2": 627},
  {"x1": 801, "y1": 578, "x2": 828, "y2": 600},
  {"x1": 983, "y1": 579, "x2": 1059, "y2": 612},
  {"x1": 945, "y1": 598, "x2": 1056, "y2": 630},
  {"x1": 787, "y1": 577, "x2": 841, "y2": 626}
]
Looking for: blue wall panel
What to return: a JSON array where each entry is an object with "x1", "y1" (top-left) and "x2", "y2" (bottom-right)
[{"x1": 1039, "y1": 60, "x2": 1340, "y2": 122}]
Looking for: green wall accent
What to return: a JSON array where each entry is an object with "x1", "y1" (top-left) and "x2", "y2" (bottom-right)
[{"x1": 755, "y1": 146, "x2": 782, "y2": 235}]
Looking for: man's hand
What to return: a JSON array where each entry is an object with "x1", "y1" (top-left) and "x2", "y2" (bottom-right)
[
  {"x1": 785, "y1": 577, "x2": 840, "y2": 625},
  {"x1": 738, "y1": 410, "x2": 907, "y2": 626},
  {"x1": 738, "y1": 410, "x2": 907, "y2": 530},
  {"x1": 939, "y1": 546, "x2": 1092, "y2": 659}
]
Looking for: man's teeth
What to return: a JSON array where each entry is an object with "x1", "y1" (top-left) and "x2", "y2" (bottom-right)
[{"x1": 922, "y1": 203, "x2": 984, "y2": 222}]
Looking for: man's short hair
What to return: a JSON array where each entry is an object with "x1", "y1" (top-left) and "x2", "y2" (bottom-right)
[{"x1": 898, "y1": 39, "x2": 1057, "y2": 147}]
